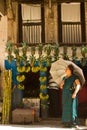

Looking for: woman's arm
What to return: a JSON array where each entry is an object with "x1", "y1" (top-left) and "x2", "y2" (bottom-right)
[{"x1": 72, "y1": 79, "x2": 81, "y2": 99}]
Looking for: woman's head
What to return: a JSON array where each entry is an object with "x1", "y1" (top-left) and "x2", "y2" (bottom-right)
[{"x1": 66, "y1": 64, "x2": 74, "y2": 76}]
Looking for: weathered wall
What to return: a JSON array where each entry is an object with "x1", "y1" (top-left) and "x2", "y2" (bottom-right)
[
  {"x1": 0, "y1": 0, "x2": 7, "y2": 97},
  {"x1": 45, "y1": 2, "x2": 87, "y2": 44},
  {"x1": 0, "y1": 1, "x2": 19, "y2": 97},
  {"x1": 85, "y1": 2, "x2": 87, "y2": 41},
  {"x1": 7, "y1": 1, "x2": 18, "y2": 43},
  {"x1": 0, "y1": 1, "x2": 87, "y2": 97},
  {"x1": 45, "y1": 3, "x2": 58, "y2": 43},
  {"x1": 44, "y1": 2, "x2": 83, "y2": 59}
]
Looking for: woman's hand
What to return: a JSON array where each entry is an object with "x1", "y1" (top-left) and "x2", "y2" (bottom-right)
[
  {"x1": 72, "y1": 93, "x2": 76, "y2": 99},
  {"x1": 59, "y1": 80, "x2": 64, "y2": 89}
]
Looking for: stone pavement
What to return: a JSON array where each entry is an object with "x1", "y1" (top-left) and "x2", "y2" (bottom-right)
[
  {"x1": 31, "y1": 118, "x2": 87, "y2": 129},
  {"x1": 1, "y1": 118, "x2": 87, "y2": 130}
]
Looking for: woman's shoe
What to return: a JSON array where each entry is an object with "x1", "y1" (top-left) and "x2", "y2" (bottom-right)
[
  {"x1": 71, "y1": 124, "x2": 79, "y2": 128},
  {"x1": 65, "y1": 123, "x2": 72, "y2": 128},
  {"x1": 74, "y1": 125, "x2": 79, "y2": 129}
]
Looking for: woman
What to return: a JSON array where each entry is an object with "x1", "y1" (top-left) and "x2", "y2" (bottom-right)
[{"x1": 60, "y1": 64, "x2": 81, "y2": 128}]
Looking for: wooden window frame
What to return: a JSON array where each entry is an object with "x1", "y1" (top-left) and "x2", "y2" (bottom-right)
[
  {"x1": 58, "y1": 2, "x2": 86, "y2": 46},
  {"x1": 17, "y1": 2, "x2": 45, "y2": 45}
]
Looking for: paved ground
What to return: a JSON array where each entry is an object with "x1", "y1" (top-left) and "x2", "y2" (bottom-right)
[
  {"x1": 1, "y1": 118, "x2": 87, "y2": 130},
  {"x1": 31, "y1": 118, "x2": 87, "y2": 129}
]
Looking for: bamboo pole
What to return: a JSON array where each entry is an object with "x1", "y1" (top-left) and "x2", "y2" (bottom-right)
[{"x1": 2, "y1": 70, "x2": 12, "y2": 124}]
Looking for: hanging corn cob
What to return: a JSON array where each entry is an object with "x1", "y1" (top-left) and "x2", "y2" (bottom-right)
[{"x1": 2, "y1": 70, "x2": 12, "y2": 124}]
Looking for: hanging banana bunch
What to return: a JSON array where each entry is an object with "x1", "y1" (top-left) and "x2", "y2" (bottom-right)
[
  {"x1": 53, "y1": 43, "x2": 59, "y2": 61},
  {"x1": 71, "y1": 45, "x2": 77, "y2": 61},
  {"x1": 38, "y1": 43, "x2": 43, "y2": 57},
  {"x1": 44, "y1": 44, "x2": 52, "y2": 66},
  {"x1": 14, "y1": 46, "x2": 21, "y2": 66},
  {"x1": 61, "y1": 45, "x2": 69, "y2": 60},
  {"x1": 6, "y1": 41, "x2": 14, "y2": 63},
  {"x1": 14, "y1": 46, "x2": 19, "y2": 58},
  {"x1": 29, "y1": 46, "x2": 36, "y2": 67},
  {"x1": 21, "y1": 42, "x2": 28, "y2": 65},
  {"x1": 81, "y1": 45, "x2": 87, "y2": 66}
]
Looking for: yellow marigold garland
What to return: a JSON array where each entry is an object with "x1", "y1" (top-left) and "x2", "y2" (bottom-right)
[
  {"x1": 16, "y1": 75, "x2": 25, "y2": 82},
  {"x1": 31, "y1": 66, "x2": 39, "y2": 73},
  {"x1": 25, "y1": 66, "x2": 30, "y2": 73},
  {"x1": 40, "y1": 67, "x2": 47, "y2": 72},
  {"x1": 18, "y1": 84, "x2": 24, "y2": 90},
  {"x1": 17, "y1": 66, "x2": 25, "y2": 73},
  {"x1": 39, "y1": 77, "x2": 47, "y2": 82},
  {"x1": 39, "y1": 93, "x2": 49, "y2": 100},
  {"x1": 40, "y1": 85, "x2": 46, "y2": 90}
]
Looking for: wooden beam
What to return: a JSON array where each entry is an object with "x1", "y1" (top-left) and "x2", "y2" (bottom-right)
[
  {"x1": 12, "y1": 0, "x2": 44, "y2": 4},
  {"x1": 57, "y1": 0, "x2": 87, "y2": 2},
  {"x1": 12, "y1": 0, "x2": 87, "y2": 3}
]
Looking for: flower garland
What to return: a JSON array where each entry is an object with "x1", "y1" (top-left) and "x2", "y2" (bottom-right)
[
  {"x1": 31, "y1": 66, "x2": 39, "y2": 73},
  {"x1": 18, "y1": 84, "x2": 25, "y2": 90},
  {"x1": 40, "y1": 66, "x2": 47, "y2": 72},
  {"x1": 16, "y1": 75, "x2": 25, "y2": 82},
  {"x1": 39, "y1": 93, "x2": 49, "y2": 100},
  {"x1": 17, "y1": 66, "x2": 31, "y2": 73},
  {"x1": 39, "y1": 64, "x2": 49, "y2": 109},
  {"x1": 16, "y1": 66, "x2": 26, "y2": 90},
  {"x1": 25, "y1": 66, "x2": 31, "y2": 73},
  {"x1": 16, "y1": 62, "x2": 40, "y2": 90},
  {"x1": 39, "y1": 77, "x2": 47, "y2": 82},
  {"x1": 40, "y1": 85, "x2": 46, "y2": 90},
  {"x1": 16, "y1": 60, "x2": 49, "y2": 106},
  {"x1": 17, "y1": 66, "x2": 25, "y2": 73}
]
